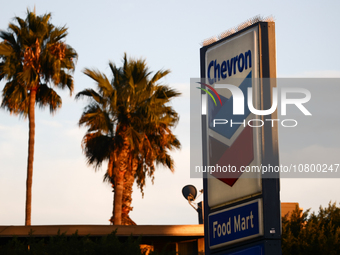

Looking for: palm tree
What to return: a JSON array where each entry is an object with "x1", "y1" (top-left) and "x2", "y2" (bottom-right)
[
  {"x1": 0, "y1": 10, "x2": 77, "y2": 225},
  {"x1": 76, "y1": 53, "x2": 180, "y2": 225}
]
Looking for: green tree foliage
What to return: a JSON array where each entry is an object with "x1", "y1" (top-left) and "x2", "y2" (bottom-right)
[
  {"x1": 0, "y1": 230, "x2": 175, "y2": 255},
  {"x1": 0, "y1": 10, "x2": 77, "y2": 225},
  {"x1": 76, "y1": 53, "x2": 180, "y2": 225},
  {"x1": 282, "y1": 202, "x2": 340, "y2": 255}
]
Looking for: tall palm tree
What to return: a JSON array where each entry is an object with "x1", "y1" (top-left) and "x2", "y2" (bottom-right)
[
  {"x1": 76, "y1": 53, "x2": 180, "y2": 225},
  {"x1": 0, "y1": 10, "x2": 77, "y2": 225}
]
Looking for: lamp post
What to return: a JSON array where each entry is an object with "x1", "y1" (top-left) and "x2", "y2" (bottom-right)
[{"x1": 182, "y1": 185, "x2": 203, "y2": 224}]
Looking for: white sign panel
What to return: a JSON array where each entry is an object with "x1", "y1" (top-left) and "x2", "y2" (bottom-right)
[{"x1": 205, "y1": 27, "x2": 263, "y2": 207}]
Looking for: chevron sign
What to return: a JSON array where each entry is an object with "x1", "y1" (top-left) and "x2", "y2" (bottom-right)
[{"x1": 202, "y1": 21, "x2": 282, "y2": 255}]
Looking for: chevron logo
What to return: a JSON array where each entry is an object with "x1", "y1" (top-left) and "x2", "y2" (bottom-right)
[
  {"x1": 196, "y1": 82, "x2": 223, "y2": 106},
  {"x1": 207, "y1": 71, "x2": 254, "y2": 187}
]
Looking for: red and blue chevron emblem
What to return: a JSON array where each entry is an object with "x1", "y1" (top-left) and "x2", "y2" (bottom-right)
[{"x1": 207, "y1": 71, "x2": 254, "y2": 187}]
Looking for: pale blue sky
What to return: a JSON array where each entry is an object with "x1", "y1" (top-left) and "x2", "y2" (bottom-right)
[{"x1": 0, "y1": 0, "x2": 340, "y2": 225}]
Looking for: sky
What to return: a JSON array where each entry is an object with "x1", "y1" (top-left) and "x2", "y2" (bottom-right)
[{"x1": 0, "y1": 0, "x2": 340, "y2": 226}]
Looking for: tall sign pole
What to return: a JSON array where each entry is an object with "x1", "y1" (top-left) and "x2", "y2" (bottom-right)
[{"x1": 200, "y1": 21, "x2": 281, "y2": 255}]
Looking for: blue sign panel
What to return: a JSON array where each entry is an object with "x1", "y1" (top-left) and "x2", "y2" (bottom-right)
[
  {"x1": 223, "y1": 244, "x2": 263, "y2": 255},
  {"x1": 209, "y1": 199, "x2": 262, "y2": 248}
]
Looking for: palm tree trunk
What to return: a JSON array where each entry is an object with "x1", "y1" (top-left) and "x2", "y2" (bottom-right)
[
  {"x1": 113, "y1": 174, "x2": 123, "y2": 225},
  {"x1": 113, "y1": 137, "x2": 130, "y2": 225},
  {"x1": 111, "y1": 170, "x2": 136, "y2": 225},
  {"x1": 121, "y1": 158, "x2": 137, "y2": 225},
  {"x1": 121, "y1": 171, "x2": 133, "y2": 224},
  {"x1": 109, "y1": 154, "x2": 136, "y2": 226},
  {"x1": 25, "y1": 88, "x2": 37, "y2": 226}
]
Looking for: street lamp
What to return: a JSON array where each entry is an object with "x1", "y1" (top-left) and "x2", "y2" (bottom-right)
[{"x1": 182, "y1": 185, "x2": 203, "y2": 224}]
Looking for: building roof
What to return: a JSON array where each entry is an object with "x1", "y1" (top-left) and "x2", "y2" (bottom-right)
[{"x1": 0, "y1": 224, "x2": 204, "y2": 238}]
